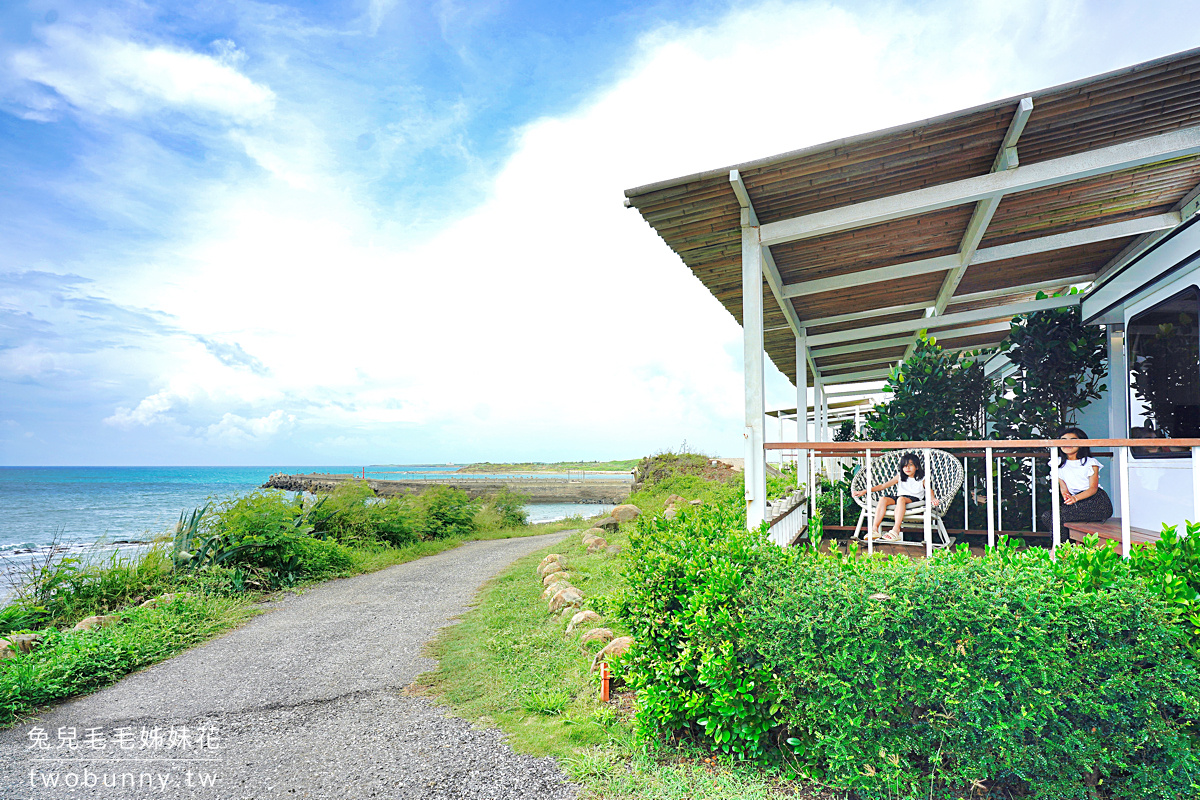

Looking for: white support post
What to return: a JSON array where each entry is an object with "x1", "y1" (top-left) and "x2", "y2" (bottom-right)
[
  {"x1": 963, "y1": 457, "x2": 969, "y2": 531},
  {"x1": 1107, "y1": 325, "x2": 1127, "y2": 512},
  {"x1": 923, "y1": 448, "x2": 933, "y2": 558},
  {"x1": 866, "y1": 449, "x2": 874, "y2": 556},
  {"x1": 1193, "y1": 447, "x2": 1200, "y2": 526},
  {"x1": 821, "y1": 381, "x2": 830, "y2": 443},
  {"x1": 996, "y1": 456, "x2": 1002, "y2": 533},
  {"x1": 796, "y1": 332, "x2": 808, "y2": 496},
  {"x1": 1051, "y1": 448, "x2": 1061, "y2": 552},
  {"x1": 986, "y1": 448, "x2": 995, "y2": 549},
  {"x1": 1119, "y1": 446, "x2": 1132, "y2": 558},
  {"x1": 810, "y1": 445, "x2": 817, "y2": 522},
  {"x1": 814, "y1": 377, "x2": 825, "y2": 510},
  {"x1": 1030, "y1": 458, "x2": 1037, "y2": 532},
  {"x1": 742, "y1": 223, "x2": 766, "y2": 529}
]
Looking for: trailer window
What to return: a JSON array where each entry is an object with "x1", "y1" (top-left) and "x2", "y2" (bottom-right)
[{"x1": 1128, "y1": 285, "x2": 1200, "y2": 457}]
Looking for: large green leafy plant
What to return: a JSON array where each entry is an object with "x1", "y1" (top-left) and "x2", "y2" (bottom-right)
[
  {"x1": 988, "y1": 292, "x2": 1108, "y2": 531},
  {"x1": 864, "y1": 335, "x2": 990, "y2": 442},
  {"x1": 990, "y1": 290, "x2": 1107, "y2": 439},
  {"x1": 863, "y1": 335, "x2": 992, "y2": 528}
]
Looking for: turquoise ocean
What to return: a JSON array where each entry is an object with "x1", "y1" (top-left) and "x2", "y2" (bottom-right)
[{"x1": 0, "y1": 466, "x2": 615, "y2": 557}]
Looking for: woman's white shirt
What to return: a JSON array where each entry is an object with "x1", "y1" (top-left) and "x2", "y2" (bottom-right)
[
  {"x1": 1048, "y1": 456, "x2": 1102, "y2": 494},
  {"x1": 897, "y1": 475, "x2": 925, "y2": 499}
]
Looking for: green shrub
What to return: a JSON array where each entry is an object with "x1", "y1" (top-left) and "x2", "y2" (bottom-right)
[
  {"x1": 288, "y1": 536, "x2": 355, "y2": 578},
  {"x1": 749, "y1": 541, "x2": 1200, "y2": 799},
  {"x1": 415, "y1": 486, "x2": 478, "y2": 539},
  {"x1": 368, "y1": 497, "x2": 419, "y2": 547},
  {"x1": 200, "y1": 490, "x2": 309, "y2": 572},
  {"x1": 307, "y1": 480, "x2": 377, "y2": 542},
  {"x1": 491, "y1": 488, "x2": 531, "y2": 528},
  {"x1": 618, "y1": 485, "x2": 1200, "y2": 797},
  {"x1": 192, "y1": 490, "x2": 357, "y2": 582},
  {"x1": 617, "y1": 499, "x2": 781, "y2": 760}
]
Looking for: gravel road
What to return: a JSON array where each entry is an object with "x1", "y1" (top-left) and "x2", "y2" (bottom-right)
[{"x1": 0, "y1": 532, "x2": 580, "y2": 800}]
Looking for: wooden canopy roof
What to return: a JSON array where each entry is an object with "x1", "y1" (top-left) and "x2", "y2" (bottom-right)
[{"x1": 625, "y1": 48, "x2": 1200, "y2": 387}]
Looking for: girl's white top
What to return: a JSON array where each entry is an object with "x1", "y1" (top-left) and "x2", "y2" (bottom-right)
[
  {"x1": 897, "y1": 475, "x2": 925, "y2": 499},
  {"x1": 1048, "y1": 456, "x2": 1102, "y2": 494}
]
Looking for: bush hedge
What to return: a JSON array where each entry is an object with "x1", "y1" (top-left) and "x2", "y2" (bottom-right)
[{"x1": 618, "y1": 504, "x2": 1200, "y2": 799}]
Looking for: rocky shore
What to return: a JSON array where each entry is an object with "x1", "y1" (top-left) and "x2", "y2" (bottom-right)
[{"x1": 263, "y1": 473, "x2": 631, "y2": 504}]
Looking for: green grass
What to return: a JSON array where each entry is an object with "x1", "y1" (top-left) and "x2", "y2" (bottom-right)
[
  {"x1": 1, "y1": 593, "x2": 257, "y2": 725},
  {"x1": 417, "y1": 521, "x2": 829, "y2": 799},
  {"x1": 0, "y1": 514, "x2": 591, "y2": 728}
]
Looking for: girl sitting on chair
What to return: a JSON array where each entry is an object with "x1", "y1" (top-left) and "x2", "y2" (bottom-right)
[{"x1": 853, "y1": 452, "x2": 939, "y2": 542}]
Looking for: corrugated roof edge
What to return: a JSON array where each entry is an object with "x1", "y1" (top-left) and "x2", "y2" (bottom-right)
[{"x1": 622, "y1": 45, "x2": 1200, "y2": 202}]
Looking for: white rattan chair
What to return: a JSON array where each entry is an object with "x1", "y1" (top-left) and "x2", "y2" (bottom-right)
[{"x1": 850, "y1": 449, "x2": 964, "y2": 547}]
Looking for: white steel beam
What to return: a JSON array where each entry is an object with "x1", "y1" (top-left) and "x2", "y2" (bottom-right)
[
  {"x1": 816, "y1": 355, "x2": 899, "y2": 372},
  {"x1": 933, "y1": 321, "x2": 1014, "y2": 341},
  {"x1": 811, "y1": 322, "x2": 1012, "y2": 360},
  {"x1": 972, "y1": 213, "x2": 1180, "y2": 265},
  {"x1": 949, "y1": 274, "x2": 1095, "y2": 306},
  {"x1": 779, "y1": 214, "x2": 1177, "y2": 300},
  {"x1": 801, "y1": 301, "x2": 930, "y2": 329},
  {"x1": 807, "y1": 294, "x2": 1078, "y2": 348},
  {"x1": 821, "y1": 367, "x2": 893, "y2": 384},
  {"x1": 916, "y1": 101, "x2": 1032, "y2": 360},
  {"x1": 781, "y1": 254, "x2": 959, "y2": 299},
  {"x1": 1093, "y1": 181, "x2": 1200, "y2": 290},
  {"x1": 811, "y1": 335, "x2": 914, "y2": 358},
  {"x1": 759, "y1": 125, "x2": 1200, "y2": 247}
]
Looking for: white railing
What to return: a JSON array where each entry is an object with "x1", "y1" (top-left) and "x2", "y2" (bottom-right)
[
  {"x1": 765, "y1": 489, "x2": 807, "y2": 546},
  {"x1": 766, "y1": 438, "x2": 1200, "y2": 556}
]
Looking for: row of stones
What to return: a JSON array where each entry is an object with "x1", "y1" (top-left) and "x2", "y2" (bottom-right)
[
  {"x1": 536, "y1": 505, "x2": 645, "y2": 672},
  {"x1": 0, "y1": 593, "x2": 184, "y2": 661}
]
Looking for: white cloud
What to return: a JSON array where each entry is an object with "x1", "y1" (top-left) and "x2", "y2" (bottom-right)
[
  {"x1": 9, "y1": 26, "x2": 275, "y2": 122},
  {"x1": 366, "y1": 0, "x2": 399, "y2": 36},
  {"x1": 204, "y1": 410, "x2": 296, "y2": 443},
  {"x1": 31, "y1": 0, "x2": 1179, "y2": 463},
  {"x1": 104, "y1": 390, "x2": 183, "y2": 428}
]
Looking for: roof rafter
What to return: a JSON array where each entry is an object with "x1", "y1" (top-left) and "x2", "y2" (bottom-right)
[
  {"x1": 808, "y1": 295, "x2": 1077, "y2": 348},
  {"x1": 779, "y1": 213, "x2": 1179, "y2": 300},
  {"x1": 905, "y1": 98, "x2": 1034, "y2": 359},
  {"x1": 759, "y1": 125, "x2": 1200, "y2": 248}
]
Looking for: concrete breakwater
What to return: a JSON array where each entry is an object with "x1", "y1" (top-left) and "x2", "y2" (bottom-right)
[{"x1": 262, "y1": 473, "x2": 632, "y2": 504}]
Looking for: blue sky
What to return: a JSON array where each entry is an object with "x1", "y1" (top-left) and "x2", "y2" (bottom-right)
[{"x1": 2, "y1": 0, "x2": 1199, "y2": 465}]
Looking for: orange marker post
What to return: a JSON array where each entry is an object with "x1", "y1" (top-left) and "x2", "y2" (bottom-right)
[{"x1": 600, "y1": 661, "x2": 611, "y2": 703}]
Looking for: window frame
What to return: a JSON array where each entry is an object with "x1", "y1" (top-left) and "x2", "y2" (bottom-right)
[{"x1": 1126, "y1": 284, "x2": 1200, "y2": 459}]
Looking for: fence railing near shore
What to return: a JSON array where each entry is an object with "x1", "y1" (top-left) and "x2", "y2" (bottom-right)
[
  {"x1": 361, "y1": 471, "x2": 633, "y2": 483},
  {"x1": 765, "y1": 438, "x2": 1200, "y2": 558}
]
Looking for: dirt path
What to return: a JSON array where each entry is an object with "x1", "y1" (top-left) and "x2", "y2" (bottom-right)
[{"x1": 0, "y1": 532, "x2": 579, "y2": 800}]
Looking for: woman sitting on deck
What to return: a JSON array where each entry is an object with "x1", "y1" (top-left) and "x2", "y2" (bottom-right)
[
  {"x1": 1039, "y1": 427, "x2": 1113, "y2": 536},
  {"x1": 853, "y1": 452, "x2": 939, "y2": 542}
]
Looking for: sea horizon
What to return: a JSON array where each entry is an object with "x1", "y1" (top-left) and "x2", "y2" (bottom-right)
[{"x1": 0, "y1": 465, "x2": 614, "y2": 556}]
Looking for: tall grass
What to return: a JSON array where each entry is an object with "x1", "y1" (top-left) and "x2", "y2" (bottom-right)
[{"x1": 0, "y1": 485, "x2": 591, "y2": 727}]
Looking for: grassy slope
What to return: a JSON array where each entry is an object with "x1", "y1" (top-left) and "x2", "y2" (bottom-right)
[{"x1": 418, "y1": 518, "x2": 815, "y2": 799}]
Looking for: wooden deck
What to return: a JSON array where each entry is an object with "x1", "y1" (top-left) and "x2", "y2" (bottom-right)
[{"x1": 1064, "y1": 519, "x2": 1160, "y2": 556}]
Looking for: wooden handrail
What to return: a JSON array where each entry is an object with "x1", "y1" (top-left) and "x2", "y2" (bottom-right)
[
  {"x1": 800, "y1": 449, "x2": 1115, "y2": 458},
  {"x1": 765, "y1": 438, "x2": 1200, "y2": 450}
]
